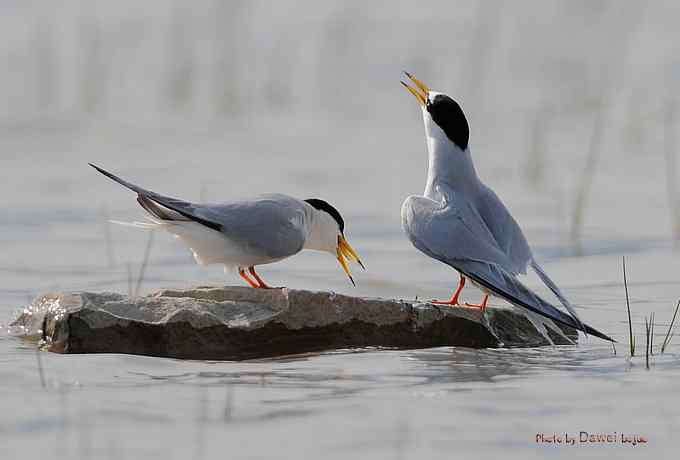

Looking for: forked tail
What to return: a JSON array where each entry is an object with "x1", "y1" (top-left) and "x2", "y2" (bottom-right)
[{"x1": 531, "y1": 260, "x2": 586, "y2": 334}]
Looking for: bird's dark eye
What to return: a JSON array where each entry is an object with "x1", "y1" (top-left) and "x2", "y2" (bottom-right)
[{"x1": 427, "y1": 95, "x2": 469, "y2": 150}]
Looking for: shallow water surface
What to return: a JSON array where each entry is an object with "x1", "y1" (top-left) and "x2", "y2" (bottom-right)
[
  {"x1": 2, "y1": 120, "x2": 679, "y2": 459},
  {"x1": 3, "y1": 1, "x2": 680, "y2": 457}
]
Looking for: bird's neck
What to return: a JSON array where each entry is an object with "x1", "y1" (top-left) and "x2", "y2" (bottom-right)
[
  {"x1": 423, "y1": 135, "x2": 480, "y2": 201},
  {"x1": 302, "y1": 208, "x2": 337, "y2": 254}
]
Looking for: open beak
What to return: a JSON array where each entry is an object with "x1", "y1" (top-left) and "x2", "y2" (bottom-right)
[
  {"x1": 400, "y1": 71, "x2": 430, "y2": 107},
  {"x1": 336, "y1": 234, "x2": 365, "y2": 287}
]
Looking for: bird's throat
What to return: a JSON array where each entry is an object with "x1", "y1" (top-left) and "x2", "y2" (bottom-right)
[{"x1": 423, "y1": 141, "x2": 479, "y2": 201}]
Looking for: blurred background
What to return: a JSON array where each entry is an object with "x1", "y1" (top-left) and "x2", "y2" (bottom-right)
[
  {"x1": 2, "y1": 0, "x2": 680, "y2": 294},
  {"x1": 2, "y1": 1, "x2": 680, "y2": 459}
]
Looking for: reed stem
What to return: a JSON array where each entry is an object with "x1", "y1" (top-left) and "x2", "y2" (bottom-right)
[
  {"x1": 622, "y1": 256, "x2": 635, "y2": 357},
  {"x1": 661, "y1": 300, "x2": 680, "y2": 353}
]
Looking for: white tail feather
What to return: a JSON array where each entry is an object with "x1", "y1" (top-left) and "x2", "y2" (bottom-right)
[
  {"x1": 519, "y1": 307, "x2": 575, "y2": 346},
  {"x1": 531, "y1": 260, "x2": 585, "y2": 334},
  {"x1": 110, "y1": 219, "x2": 162, "y2": 230}
]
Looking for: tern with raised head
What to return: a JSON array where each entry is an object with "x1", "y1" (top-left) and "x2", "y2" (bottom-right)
[
  {"x1": 90, "y1": 164, "x2": 364, "y2": 288},
  {"x1": 400, "y1": 72, "x2": 613, "y2": 341}
]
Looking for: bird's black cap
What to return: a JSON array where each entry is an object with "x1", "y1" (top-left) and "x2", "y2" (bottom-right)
[
  {"x1": 427, "y1": 94, "x2": 469, "y2": 151},
  {"x1": 304, "y1": 198, "x2": 345, "y2": 233}
]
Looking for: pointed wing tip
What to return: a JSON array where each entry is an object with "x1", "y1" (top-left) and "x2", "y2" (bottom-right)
[
  {"x1": 89, "y1": 162, "x2": 113, "y2": 178},
  {"x1": 460, "y1": 267, "x2": 616, "y2": 343},
  {"x1": 583, "y1": 325, "x2": 616, "y2": 343}
]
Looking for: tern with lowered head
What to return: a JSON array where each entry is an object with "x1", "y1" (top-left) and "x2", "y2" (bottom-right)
[
  {"x1": 400, "y1": 72, "x2": 613, "y2": 342},
  {"x1": 90, "y1": 164, "x2": 363, "y2": 288}
]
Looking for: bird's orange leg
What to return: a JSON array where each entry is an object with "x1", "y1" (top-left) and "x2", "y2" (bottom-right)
[
  {"x1": 465, "y1": 294, "x2": 489, "y2": 312},
  {"x1": 239, "y1": 268, "x2": 259, "y2": 288},
  {"x1": 248, "y1": 266, "x2": 271, "y2": 289},
  {"x1": 431, "y1": 276, "x2": 466, "y2": 306}
]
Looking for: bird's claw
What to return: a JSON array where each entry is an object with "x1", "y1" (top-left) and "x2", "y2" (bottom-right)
[
  {"x1": 463, "y1": 295, "x2": 489, "y2": 312},
  {"x1": 430, "y1": 299, "x2": 461, "y2": 306}
]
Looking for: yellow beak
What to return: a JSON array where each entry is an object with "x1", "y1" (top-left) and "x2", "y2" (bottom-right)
[
  {"x1": 336, "y1": 234, "x2": 365, "y2": 286},
  {"x1": 400, "y1": 71, "x2": 430, "y2": 107}
]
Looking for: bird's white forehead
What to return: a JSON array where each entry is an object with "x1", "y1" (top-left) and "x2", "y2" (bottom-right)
[
  {"x1": 427, "y1": 90, "x2": 444, "y2": 103},
  {"x1": 421, "y1": 91, "x2": 444, "y2": 116}
]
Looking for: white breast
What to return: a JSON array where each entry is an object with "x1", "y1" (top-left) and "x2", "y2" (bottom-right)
[{"x1": 161, "y1": 221, "x2": 285, "y2": 268}]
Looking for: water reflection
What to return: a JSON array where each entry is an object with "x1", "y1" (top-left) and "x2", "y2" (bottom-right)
[
  {"x1": 406, "y1": 346, "x2": 608, "y2": 383},
  {"x1": 124, "y1": 345, "x2": 626, "y2": 399}
]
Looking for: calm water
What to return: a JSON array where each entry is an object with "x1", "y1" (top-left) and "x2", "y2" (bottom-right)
[
  {"x1": 3, "y1": 1, "x2": 680, "y2": 458},
  {"x1": 2, "y1": 117, "x2": 679, "y2": 459}
]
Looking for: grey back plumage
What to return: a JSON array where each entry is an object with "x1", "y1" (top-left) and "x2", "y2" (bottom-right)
[
  {"x1": 195, "y1": 194, "x2": 308, "y2": 259},
  {"x1": 402, "y1": 193, "x2": 522, "y2": 274},
  {"x1": 89, "y1": 164, "x2": 308, "y2": 259},
  {"x1": 474, "y1": 184, "x2": 585, "y2": 331},
  {"x1": 401, "y1": 192, "x2": 611, "y2": 341},
  {"x1": 475, "y1": 185, "x2": 533, "y2": 274}
]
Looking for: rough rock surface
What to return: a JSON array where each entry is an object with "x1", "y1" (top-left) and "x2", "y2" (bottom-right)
[{"x1": 11, "y1": 286, "x2": 577, "y2": 360}]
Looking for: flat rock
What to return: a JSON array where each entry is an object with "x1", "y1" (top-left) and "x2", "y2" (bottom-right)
[{"x1": 11, "y1": 286, "x2": 577, "y2": 360}]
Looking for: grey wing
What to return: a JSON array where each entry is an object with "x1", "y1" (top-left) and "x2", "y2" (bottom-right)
[
  {"x1": 455, "y1": 259, "x2": 612, "y2": 341},
  {"x1": 90, "y1": 163, "x2": 223, "y2": 231},
  {"x1": 89, "y1": 165, "x2": 306, "y2": 259},
  {"x1": 401, "y1": 195, "x2": 612, "y2": 341},
  {"x1": 196, "y1": 194, "x2": 308, "y2": 259},
  {"x1": 476, "y1": 185, "x2": 533, "y2": 274},
  {"x1": 477, "y1": 184, "x2": 585, "y2": 331},
  {"x1": 531, "y1": 260, "x2": 585, "y2": 333},
  {"x1": 402, "y1": 195, "x2": 520, "y2": 272}
]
